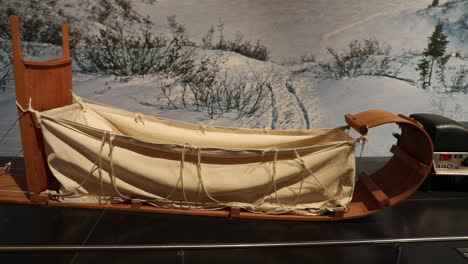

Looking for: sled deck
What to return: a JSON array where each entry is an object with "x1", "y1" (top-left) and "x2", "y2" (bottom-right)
[{"x1": 0, "y1": 16, "x2": 434, "y2": 221}]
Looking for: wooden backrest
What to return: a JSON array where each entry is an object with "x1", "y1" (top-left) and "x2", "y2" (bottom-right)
[{"x1": 9, "y1": 15, "x2": 73, "y2": 194}]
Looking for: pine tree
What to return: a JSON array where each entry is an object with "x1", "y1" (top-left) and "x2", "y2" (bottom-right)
[
  {"x1": 431, "y1": 0, "x2": 439, "y2": 7},
  {"x1": 416, "y1": 20, "x2": 449, "y2": 89},
  {"x1": 416, "y1": 57, "x2": 431, "y2": 87}
]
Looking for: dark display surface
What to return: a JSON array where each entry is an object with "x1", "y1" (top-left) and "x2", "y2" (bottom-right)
[{"x1": 0, "y1": 158, "x2": 468, "y2": 263}]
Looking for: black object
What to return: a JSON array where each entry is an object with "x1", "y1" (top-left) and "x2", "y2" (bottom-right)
[
  {"x1": 410, "y1": 113, "x2": 468, "y2": 152},
  {"x1": 410, "y1": 114, "x2": 468, "y2": 191}
]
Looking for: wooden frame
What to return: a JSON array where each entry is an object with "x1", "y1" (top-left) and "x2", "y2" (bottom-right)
[
  {"x1": 9, "y1": 16, "x2": 72, "y2": 197},
  {"x1": 0, "y1": 16, "x2": 434, "y2": 221}
]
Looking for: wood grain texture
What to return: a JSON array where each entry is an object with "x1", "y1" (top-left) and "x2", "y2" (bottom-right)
[
  {"x1": 358, "y1": 172, "x2": 389, "y2": 208},
  {"x1": 9, "y1": 16, "x2": 73, "y2": 194}
]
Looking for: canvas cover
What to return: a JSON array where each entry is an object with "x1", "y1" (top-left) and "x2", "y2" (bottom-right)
[{"x1": 38, "y1": 102, "x2": 358, "y2": 215}]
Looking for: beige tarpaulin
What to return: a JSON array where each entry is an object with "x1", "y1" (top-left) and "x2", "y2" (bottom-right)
[{"x1": 38, "y1": 101, "x2": 359, "y2": 215}]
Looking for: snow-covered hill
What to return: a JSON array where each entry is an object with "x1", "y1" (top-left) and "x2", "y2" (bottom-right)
[
  {"x1": 0, "y1": 0, "x2": 153, "y2": 35},
  {"x1": 0, "y1": 0, "x2": 467, "y2": 157},
  {"x1": 321, "y1": 0, "x2": 468, "y2": 59}
]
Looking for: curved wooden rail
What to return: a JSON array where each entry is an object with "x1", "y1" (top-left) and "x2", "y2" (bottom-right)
[
  {"x1": 340, "y1": 110, "x2": 434, "y2": 220},
  {"x1": 5, "y1": 16, "x2": 434, "y2": 220},
  {"x1": 234, "y1": 110, "x2": 434, "y2": 221}
]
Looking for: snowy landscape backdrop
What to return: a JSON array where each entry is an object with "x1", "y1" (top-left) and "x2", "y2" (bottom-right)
[{"x1": 0, "y1": 0, "x2": 467, "y2": 156}]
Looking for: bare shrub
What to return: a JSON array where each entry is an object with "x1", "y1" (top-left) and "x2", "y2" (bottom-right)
[
  {"x1": 97, "y1": 0, "x2": 114, "y2": 23},
  {"x1": 279, "y1": 51, "x2": 316, "y2": 74},
  {"x1": 115, "y1": 0, "x2": 133, "y2": 19},
  {"x1": 319, "y1": 38, "x2": 399, "y2": 79},
  {"x1": 450, "y1": 65, "x2": 468, "y2": 93},
  {"x1": 0, "y1": 8, "x2": 82, "y2": 49},
  {"x1": 74, "y1": 25, "x2": 196, "y2": 77},
  {"x1": 0, "y1": 55, "x2": 12, "y2": 91},
  {"x1": 0, "y1": 9, "x2": 13, "y2": 40},
  {"x1": 167, "y1": 15, "x2": 185, "y2": 35},
  {"x1": 202, "y1": 22, "x2": 270, "y2": 61},
  {"x1": 159, "y1": 62, "x2": 272, "y2": 119},
  {"x1": 167, "y1": 15, "x2": 195, "y2": 46},
  {"x1": 299, "y1": 52, "x2": 316, "y2": 63}
]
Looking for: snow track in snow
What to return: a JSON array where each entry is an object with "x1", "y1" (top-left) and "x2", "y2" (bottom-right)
[
  {"x1": 267, "y1": 83, "x2": 279, "y2": 129},
  {"x1": 285, "y1": 78, "x2": 310, "y2": 129}
]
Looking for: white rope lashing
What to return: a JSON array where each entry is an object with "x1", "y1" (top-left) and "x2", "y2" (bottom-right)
[
  {"x1": 344, "y1": 134, "x2": 368, "y2": 206},
  {"x1": 71, "y1": 92, "x2": 86, "y2": 112},
  {"x1": 21, "y1": 96, "x2": 357, "y2": 213},
  {"x1": 197, "y1": 123, "x2": 207, "y2": 134},
  {"x1": 134, "y1": 112, "x2": 145, "y2": 124},
  {"x1": 291, "y1": 149, "x2": 307, "y2": 209},
  {"x1": 107, "y1": 132, "x2": 131, "y2": 201},
  {"x1": 293, "y1": 149, "x2": 346, "y2": 209},
  {"x1": 194, "y1": 146, "x2": 226, "y2": 206},
  {"x1": 177, "y1": 144, "x2": 190, "y2": 207},
  {"x1": 1, "y1": 95, "x2": 360, "y2": 216},
  {"x1": 159, "y1": 144, "x2": 191, "y2": 208},
  {"x1": 0, "y1": 99, "x2": 36, "y2": 177},
  {"x1": 270, "y1": 149, "x2": 286, "y2": 210},
  {"x1": 52, "y1": 132, "x2": 108, "y2": 198}
]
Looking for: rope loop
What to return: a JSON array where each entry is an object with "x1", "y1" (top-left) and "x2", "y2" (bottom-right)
[
  {"x1": 16, "y1": 98, "x2": 42, "y2": 127},
  {"x1": 357, "y1": 135, "x2": 368, "y2": 158},
  {"x1": 197, "y1": 123, "x2": 207, "y2": 134},
  {"x1": 293, "y1": 149, "x2": 346, "y2": 209},
  {"x1": 52, "y1": 132, "x2": 108, "y2": 198},
  {"x1": 2, "y1": 162, "x2": 12, "y2": 174},
  {"x1": 106, "y1": 131, "x2": 130, "y2": 201},
  {"x1": 71, "y1": 92, "x2": 86, "y2": 112},
  {"x1": 358, "y1": 135, "x2": 368, "y2": 145},
  {"x1": 271, "y1": 148, "x2": 285, "y2": 210},
  {"x1": 134, "y1": 112, "x2": 145, "y2": 124}
]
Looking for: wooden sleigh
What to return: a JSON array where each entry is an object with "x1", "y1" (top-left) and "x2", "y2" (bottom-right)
[{"x1": 0, "y1": 16, "x2": 434, "y2": 221}]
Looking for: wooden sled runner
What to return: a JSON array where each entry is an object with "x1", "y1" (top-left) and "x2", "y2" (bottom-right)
[{"x1": 0, "y1": 16, "x2": 434, "y2": 221}]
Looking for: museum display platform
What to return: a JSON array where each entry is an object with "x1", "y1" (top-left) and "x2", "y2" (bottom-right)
[{"x1": 1, "y1": 157, "x2": 468, "y2": 264}]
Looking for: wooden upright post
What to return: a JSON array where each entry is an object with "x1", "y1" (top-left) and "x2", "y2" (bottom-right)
[{"x1": 9, "y1": 16, "x2": 73, "y2": 195}]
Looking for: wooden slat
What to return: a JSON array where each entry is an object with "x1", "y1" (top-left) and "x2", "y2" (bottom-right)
[
  {"x1": 358, "y1": 172, "x2": 389, "y2": 208},
  {"x1": 333, "y1": 207, "x2": 345, "y2": 217},
  {"x1": 391, "y1": 145, "x2": 429, "y2": 175},
  {"x1": 23, "y1": 58, "x2": 72, "y2": 67},
  {"x1": 131, "y1": 199, "x2": 142, "y2": 209},
  {"x1": 61, "y1": 23, "x2": 70, "y2": 58},
  {"x1": 0, "y1": 173, "x2": 29, "y2": 202},
  {"x1": 344, "y1": 114, "x2": 368, "y2": 135},
  {"x1": 31, "y1": 193, "x2": 49, "y2": 206},
  {"x1": 229, "y1": 206, "x2": 241, "y2": 218}
]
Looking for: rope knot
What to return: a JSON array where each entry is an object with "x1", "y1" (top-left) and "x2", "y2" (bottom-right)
[
  {"x1": 134, "y1": 112, "x2": 145, "y2": 124},
  {"x1": 3, "y1": 161, "x2": 12, "y2": 174},
  {"x1": 358, "y1": 135, "x2": 368, "y2": 144},
  {"x1": 16, "y1": 98, "x2": 42, "y2": 127},
  {"x1": 71, "y1": 92, "x2": 86, "y2": 112},
  {"x1": 197, "y1": 123, "x2": 207, "y2": 134},
  {"x1": 357, "y1": 135, "x2": 368, "y2": 159}
]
